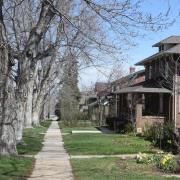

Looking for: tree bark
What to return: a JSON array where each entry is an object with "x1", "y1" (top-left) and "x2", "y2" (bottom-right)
[
  {"x1": 24, "y1": 80, "x2": 34, "y2": 128},
  {"x1": 0, "y1": 2, "x2": 17, "y2": 155},
  {"x1": 16, "y1": 0, "x2": 56, "y2": 130},
  {"x1": 14, "y1": 101, "x2": 24, "y2": 144},
  {"x1": 32, "y1": 88, "x2": 46, "y2": 126}
]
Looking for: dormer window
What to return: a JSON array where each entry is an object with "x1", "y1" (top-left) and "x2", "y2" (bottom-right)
[{"x1": 159, "y1": 45, "x2": 164, "y2": 52}]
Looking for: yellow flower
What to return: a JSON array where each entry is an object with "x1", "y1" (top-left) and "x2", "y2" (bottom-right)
[
  {"x1": 157, "y1": 150, "x2": 164, "y2": 154},
  {"x1": 161, "y1": 154, "x2": 174, "y2": 166},
  {"x1": 167, "y1": 140, "x2": 172, "y2": 144}
]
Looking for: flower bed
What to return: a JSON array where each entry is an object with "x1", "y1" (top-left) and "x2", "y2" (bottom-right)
[{"x1": 136, "y1": 152, "x2": 180, "y2": 173}]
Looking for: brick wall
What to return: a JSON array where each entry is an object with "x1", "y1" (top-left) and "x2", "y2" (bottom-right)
[
  {"x1": 136, "y1": 104, "x2": 164, "y2": 133},
  {"x1": 133, "y1": 75, "x2": 145, "y2": 85}
]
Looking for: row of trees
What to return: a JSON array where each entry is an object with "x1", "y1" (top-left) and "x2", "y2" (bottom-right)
[{"x1": 0, "y1": 0, "x2": 172, "y2": 155}]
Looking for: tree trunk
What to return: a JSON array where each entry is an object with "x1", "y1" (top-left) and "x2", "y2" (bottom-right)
[
  {"x1": 0, "y1": 9, "x2": 17, "y2": 155},
  {"x1": 32, "y1": 101, "x2": 41, "y2": 126},
  {"x1": 14, "y1": 101, "x2": 24, "y2": 144},
  {"x1": 32, "y1": 94, "x2": 44, "y2": 126},
  {"x1": 24, "y1": 80, "x2": 34, "y2": 128}
]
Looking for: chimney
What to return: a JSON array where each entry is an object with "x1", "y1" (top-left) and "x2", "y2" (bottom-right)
[{"x1": 129, "y1": 67, "x2": 135, "y2": 74}]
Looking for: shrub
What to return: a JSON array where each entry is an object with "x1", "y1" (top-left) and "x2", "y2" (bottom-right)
[
  {"x1": 136, "y1": 153, "x2": 152, "y2": 164},
  {"x1": 144, "y1": 122, "x2": 178, "y2": 153},
  {"x1": 159, "y1": 154, "x2": 178, "y2": 173},
  {"x1": 136, "y1": 153, "x2": 180, "y2": 173},
  {"x1": 144, "y1": 122, "x2": 163, "y2": 146},
  {"x1": 152, "y1": 154, "x2": 162, "y2": 168},
  {"x1": 114, "y1": 121, "x2": 135, "y2": 134},
  {"x1": 123, "y1": 122, "x2": 134, "y2": 133},
  {"x1": 136, "y1": 153, "x2": 162, "y2": 166}
]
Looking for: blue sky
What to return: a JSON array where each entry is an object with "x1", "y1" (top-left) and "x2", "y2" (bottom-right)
[{"x1": 79, "y1": 0, "x2": 180, "y2": 90}]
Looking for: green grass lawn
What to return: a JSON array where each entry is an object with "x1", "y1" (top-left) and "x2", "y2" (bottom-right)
[
  {"x1": 17, "y1": 120, "x2": 51, "y2": 155},
  {"x1": 63, "y1": 133, "x2": 156, "y2": 155},
  {"x1": 71, "y1": 158, "x2": 178, "y2": 180},
  {"x1": 0, "y1": 120, "x2": 51, "y2": 180},
  {"x1": 59, "y1": 120, "x2": 97, "y2": 133},
  {"x1": 0, "y1": 156, "x2": 34, "y2": 180},
  {"x1": 61, "y1": 126, "x2": 97, "y2": 133}
]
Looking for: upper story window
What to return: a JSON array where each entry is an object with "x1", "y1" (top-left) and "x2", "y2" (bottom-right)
[
  {"x1": 159, "y1": 45, "x2": 164, "y2": 52},
  {"x1": 165, "y1": 62, "x2": 169, "y2": 77},
  {"x1": 149, "y1": 65, "x2": 152, "y2": 79}
]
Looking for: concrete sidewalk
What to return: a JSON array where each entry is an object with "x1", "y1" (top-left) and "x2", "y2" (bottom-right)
[
  {"x1": 28, "y1": 121, "x2": 73, "y2": 180},
  {"x1": 70, "y1": 154, "x2": 137, "y2": 159}
]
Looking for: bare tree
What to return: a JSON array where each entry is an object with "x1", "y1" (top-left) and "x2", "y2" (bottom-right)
[
  {"x1": 0, "y1": 0, "x2": 17, "y2": 155},
  {"x1": 0, "y1": 0, "x2": 173, "y2": 155}
]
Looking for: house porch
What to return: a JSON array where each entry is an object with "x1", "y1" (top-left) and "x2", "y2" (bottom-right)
[{"x1": 114, "y1": 86, "x2": 172, "y2": 133}]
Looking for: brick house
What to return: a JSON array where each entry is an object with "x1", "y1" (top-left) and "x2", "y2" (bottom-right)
[
  {"x1": 114, "y1": 36, "x2": 180, "y2": 133},
  {"x1": 107, "y1": 69, "x2": 145, "y2": 130},
  {"x1": 88, "y1": 82, "x2": 110, "y2": 125},
  {"x1": 94, "y1": 82, "x2": 110, "y2": 97},
  {"x1": 89, "y1": 69, "x2": 145, "y2": 127}
]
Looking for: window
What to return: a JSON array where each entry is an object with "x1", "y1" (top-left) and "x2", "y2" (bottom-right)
[
  {"x1": 156, "y1": 61, "x2": 160, "y2": 77},
  {"x1": 149, "y1": 65, "x2": 152, "y2": 79},
  {"x1": 159, "y1": 94, "x2": 163, "y2": 114},
  {"x1": 165, "y1": 62, "x2": 169, "y2": 77},
  {"x1": 161, "y1": 45, "x2": 164, "y2": 51},
  {"x1": 159, "y1": 45, "x2": 164, "y2": 52}
]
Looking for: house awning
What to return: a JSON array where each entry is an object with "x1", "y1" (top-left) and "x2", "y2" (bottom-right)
[{"x1": 113, "y1": 86, "x2": 171, "y2": 94}]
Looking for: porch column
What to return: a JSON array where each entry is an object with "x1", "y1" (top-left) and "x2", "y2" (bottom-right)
[
  {"x1": 127, "y1": 93, "x2": 132, "y2": 122},
  {"x1": 136, "y1": 104, "x2": 143, "y2": 133},
  {"x1": 142, "y1": 94, "x2": 145, "y2": 111},
  {"x1": 159, "y1": 93, "x2": 163, "y2": 114},
  {"x1": 115, "y1": 94, "x2": 118, "y2": 117}
]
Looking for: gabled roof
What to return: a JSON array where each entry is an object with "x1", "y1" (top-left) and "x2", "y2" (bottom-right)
[
  {"x1": 136, "y1": 44, "x2": 180, "y2": 66},
  {"x1": 111, "y1": 69, "x2": 145, "y2": 86},
  {"x1": 153, "y1": 36, "x2": 180, "y2": 47}
]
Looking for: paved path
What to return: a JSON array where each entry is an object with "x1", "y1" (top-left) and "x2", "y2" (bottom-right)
[
  {"x1": 28, "y1": 121, "x2": 74, "y2": 180},
  {"x1": 71, "y1": 154, "x2": 137, "y2": 159}
]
